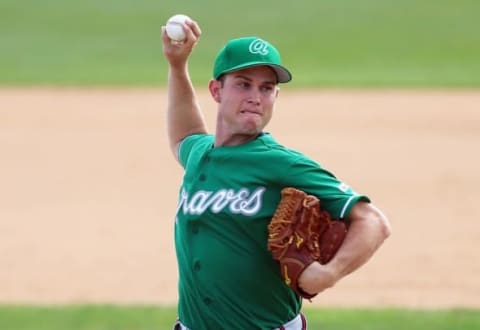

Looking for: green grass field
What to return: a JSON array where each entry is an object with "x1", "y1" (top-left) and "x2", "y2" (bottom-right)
[
  {"x1": 1, "y1": 0, "x2": 479, "y2": 86},
  {"x1": 0, "y1": 305, "x2": 479, "y2": 330}
]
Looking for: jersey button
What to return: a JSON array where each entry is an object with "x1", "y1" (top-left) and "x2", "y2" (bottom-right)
[
  {"x1": 193, "y1": 261, "x2": 201, "y2": 271},
  {"x1": 203, "y1": 297, "x2": 212, "y2": 305},
  {"x1": 199, "y1": 174, "x2": 206, "y2": 181},
  {"x1": 192, "y1": 225, "x2": 199, "y2": 234}
]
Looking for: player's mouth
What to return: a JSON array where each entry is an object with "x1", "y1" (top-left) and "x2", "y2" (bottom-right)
[{"x1": 240, "y1": 110, "x2": 261, "y2": 116}]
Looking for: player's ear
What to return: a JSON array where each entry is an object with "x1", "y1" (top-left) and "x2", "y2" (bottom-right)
[{"x1": 209, "y1": 79, "x2": 222, "y2": 103}]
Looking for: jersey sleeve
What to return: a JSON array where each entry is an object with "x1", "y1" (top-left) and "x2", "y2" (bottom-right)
[
  {"x1": 285, "y1": 156, "x2": 370, "y2": 220},
  {"x1": 178, "y1": 134, "x2": 214, "y2": 169}
]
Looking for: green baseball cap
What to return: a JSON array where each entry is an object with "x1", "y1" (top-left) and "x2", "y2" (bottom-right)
[{"x1": 213, "y1": 37, "x2": 292, "y2": 83}]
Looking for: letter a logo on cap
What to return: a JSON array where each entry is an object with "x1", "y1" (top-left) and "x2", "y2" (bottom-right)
[{"x1": 249, "y1": 39, "x2": 269, "y2": 55}]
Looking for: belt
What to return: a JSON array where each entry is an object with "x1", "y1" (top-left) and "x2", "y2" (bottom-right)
[{"x1": 173, "y1": 313, "x2": 307, "y2": 330}]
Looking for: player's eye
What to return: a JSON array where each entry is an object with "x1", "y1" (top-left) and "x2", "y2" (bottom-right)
[
  {"x1": 260, "y1": 85, "x2": 275, "y2": 93},
  {"x1": 237, "y1": 81, "x2": 250, "y2": 89}
]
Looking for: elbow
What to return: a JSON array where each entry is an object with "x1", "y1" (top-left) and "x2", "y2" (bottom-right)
[
  {"x1": 349, "y1": 202, "x2": 392, "y2": 242},
  {"x1": 377, "y1": 213, "x2": 392, "y2": 241},
  {"x1": 366, "y1": 203, "x2": 392, "y2": 242},
  {"x1": 369, "y1": 203, "x2": 392, "y2": 241}
]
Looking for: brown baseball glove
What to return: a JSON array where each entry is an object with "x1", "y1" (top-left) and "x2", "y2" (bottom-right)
[{"x1": 267, "y1": 187, "x2": 347, "y2": 299}]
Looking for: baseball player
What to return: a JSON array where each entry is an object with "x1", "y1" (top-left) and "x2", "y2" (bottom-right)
[{"x1": 161, "y1": 18, "x2": 391, "y2": 330}]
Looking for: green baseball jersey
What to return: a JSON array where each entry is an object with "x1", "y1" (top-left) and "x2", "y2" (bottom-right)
[{"x1": 175, "y1": 133, "x2": 369, "y2": 330}]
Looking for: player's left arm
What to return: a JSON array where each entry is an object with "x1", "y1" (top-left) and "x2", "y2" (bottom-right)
[
  {"x1": 331, "y1": 202, "x2": 391, "y2": 277},
  {"x1": 298, "y1": 201, "x2": 391, "y2": 295}
]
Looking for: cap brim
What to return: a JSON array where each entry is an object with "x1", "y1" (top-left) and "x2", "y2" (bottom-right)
[
  {"x1": 219, "y1": 62, "x2": 292, "y2": 83},
  {"x1": 270, "y1": 65, "x2": 292, "y2": 83}
]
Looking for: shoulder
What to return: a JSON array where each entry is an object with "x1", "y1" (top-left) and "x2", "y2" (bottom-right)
[
  {"x1": 178, "y1": 134, "x2": 214, "y2": 167},
  {"x1": 256, "y1": 133, "x2": 308, "y2": 161}
]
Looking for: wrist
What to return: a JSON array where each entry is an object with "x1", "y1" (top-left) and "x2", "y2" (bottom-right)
[
  {"x1": 169, "y1": 64, "x2": 189, "y2": 77},
  {"x1": 298, "y1": 261, "x2": 338, "y2": 296},
  {"x1": 320, "y1": 262, "x2": 341, "y2": 285}
]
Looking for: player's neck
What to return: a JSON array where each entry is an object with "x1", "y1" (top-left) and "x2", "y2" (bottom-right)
[{"x1": 214, "y1": 132, "x2": 259, "y2": 147}]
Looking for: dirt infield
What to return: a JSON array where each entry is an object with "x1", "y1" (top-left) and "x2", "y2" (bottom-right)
[{"x1": 1, "y1": 88, "x2": 479, "y2": 308}]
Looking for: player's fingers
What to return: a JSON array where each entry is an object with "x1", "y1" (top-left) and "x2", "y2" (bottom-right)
[
  {"x1": 161, "y1": 25, "x2": 185, "y2": 51},
  {"x1": 186, "y1": 19, "x2": 202, "y2": 39},
  {"x1": 162, "y1": 25, "x2": 181, "y2": 47},
  {"x1": 160, "y1": 26, "x2": 182, "y2": 59},
  {"x1": 160, "y1": 26, "x2": 169, "y2": 42},
  {"x1": 179, "y1": 21, "x2": 200, "y2": 48}
]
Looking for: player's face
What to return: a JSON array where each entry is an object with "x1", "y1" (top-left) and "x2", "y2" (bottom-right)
[{"x1": 210, "y1": 66, "x2": 279, "y2": 145}]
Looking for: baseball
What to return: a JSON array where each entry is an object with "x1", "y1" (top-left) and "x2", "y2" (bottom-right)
[{"x1": 165, "y1": 14, "x2": 190, "y2": 42}]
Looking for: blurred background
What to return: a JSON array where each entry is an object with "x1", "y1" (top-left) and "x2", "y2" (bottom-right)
[
  {"x1": 1, "y1": 0, "x2": 479, "y2": 320},
  {"x1": 1, "y1": 0, "x2": 479, "y2": 87}
]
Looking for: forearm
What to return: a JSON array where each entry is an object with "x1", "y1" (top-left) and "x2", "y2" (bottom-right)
[
  {"x1": 161, "y1": 18, "x2": 205, "y2": 158},
  {"x1": 327, "y1": 206, "x2": 390, "y2": 279},
  {"x1": 298, "y1": 203, "x2": 391, "y2": 295},
  {"x1": 167, "y1": 64, "x2": 208, "y2": 157}
]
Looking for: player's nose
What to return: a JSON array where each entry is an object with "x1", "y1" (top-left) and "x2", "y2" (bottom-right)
[{"x1": 246, "y1": 88, "x2": 261, "y2": 105}]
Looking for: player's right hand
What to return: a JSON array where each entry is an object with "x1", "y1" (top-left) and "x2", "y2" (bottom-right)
[{"x1": 161, "y1": 18, "x2": 201, "y2": 69}]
